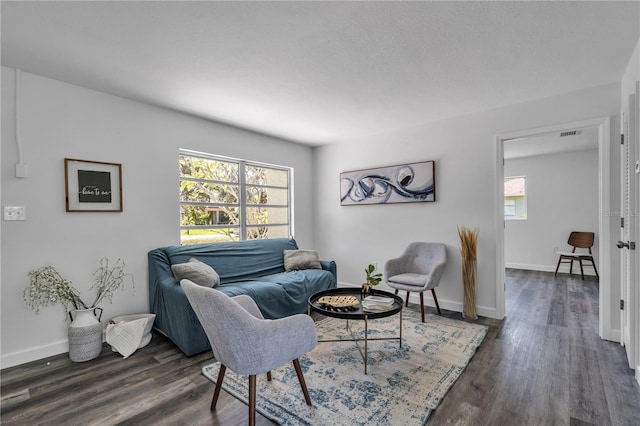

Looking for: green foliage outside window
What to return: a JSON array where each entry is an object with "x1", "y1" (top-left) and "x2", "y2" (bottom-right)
[{"x1": 179, "y1": 153, "x2": 289, "y2": 244}]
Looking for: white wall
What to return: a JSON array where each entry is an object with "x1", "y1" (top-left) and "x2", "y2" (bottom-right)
[
  {"x1": 505, "y1": 149, "x2": 599, "y2": 274},
  {"x1": 621, "y1": 38, "x2": 639, "y2": 98},
  {"x1": 0, "y1": 68, "x2": 317, "y2": 367},
  {"x1": 314, "y1": 83, "x2": 620, "y2": 319}
]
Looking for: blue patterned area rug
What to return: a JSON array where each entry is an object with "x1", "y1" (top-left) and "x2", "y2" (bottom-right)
[{"x1": 202, "y1": 309, "x2": 487, "y2": 425}]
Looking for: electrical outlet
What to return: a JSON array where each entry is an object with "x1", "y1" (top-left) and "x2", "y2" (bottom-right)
[{"x1": 4, "y1": 206, "x2": 26, "y2": 221}]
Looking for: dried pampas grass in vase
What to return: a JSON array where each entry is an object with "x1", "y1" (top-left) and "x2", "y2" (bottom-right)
[{"x1": 458, "y1": 226, "x2": 479, "y2": 320}]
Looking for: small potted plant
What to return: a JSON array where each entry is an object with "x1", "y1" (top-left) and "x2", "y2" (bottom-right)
[{"x1": 362, "y1": 263, "x2": 383, "y2": 298}]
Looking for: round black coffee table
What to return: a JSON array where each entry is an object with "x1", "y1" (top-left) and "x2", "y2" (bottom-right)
[{"x1": 308, "y1": 287, "x2": 403, "y2": 374}]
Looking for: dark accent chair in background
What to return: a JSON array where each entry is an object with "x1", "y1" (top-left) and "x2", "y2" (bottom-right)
[{"x1": 554, "y1": 231, "x2": 599, "y2": 280}]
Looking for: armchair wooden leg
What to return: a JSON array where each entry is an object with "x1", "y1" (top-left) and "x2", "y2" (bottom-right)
[
  {"x1": 211, "y1": 364, "x2": 227, "y2": 410},
  {"x1": 431, "y1": 289, "x2": 442, "y2": 315},
  {"x1": 394, "y1": 289, "x2": 399, "y2": 295},
  {"x1": 554, "y1": 256, "x2": 562, "y2": 276},
  {"x1": 405, "y1": 291, "x2": 410, "y2": 307},
  {"x1": 419, "y1": 292, "x2": 425, "y2": 322},
  {"x1": 248, "y1": 375, "x2": 256, "y2": 426},
  {"x1": 267, "y1": 371, "x2": 272, "y2": 381},
  {"x1": 293, "y1": 358, "x2": 312, "y2": 406},
  {"x1": 579, "y1": 259, "x2": 585, "y2": 280}
]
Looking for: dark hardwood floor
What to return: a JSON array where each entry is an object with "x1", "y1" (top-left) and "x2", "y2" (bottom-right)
[{"x1": 2, "y1": 269, "x2": 639, "y2": 425}]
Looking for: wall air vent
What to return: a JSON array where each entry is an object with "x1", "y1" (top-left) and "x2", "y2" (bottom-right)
[{"x1": 559, "y1": 130, "x2": 580, "y2": 137}]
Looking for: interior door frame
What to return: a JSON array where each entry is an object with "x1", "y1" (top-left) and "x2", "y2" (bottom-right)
[
  {"x1": 495, "y1": 117, "x2": 613, "y2": 340},
  {"x1": 620, "y1": 91, "x2": 638, "y2": 370},
  {"x1": 630, "y1": 80, "x2": 640, "y2": 384}
]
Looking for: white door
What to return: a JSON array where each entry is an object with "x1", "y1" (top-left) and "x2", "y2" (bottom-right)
[
  {"x1": 619, "y1": 85, "x2": 638, "y2": 368},
  {"x1": 636, "y1": 81, "x2": 640, "y2": 374}
]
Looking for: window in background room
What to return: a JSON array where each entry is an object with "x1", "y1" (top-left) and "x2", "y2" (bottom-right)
[
  {"x1": 179, "y1": 150, "x2": 291, "y2": 245},
  {"x1": 504, "y1": 176, "x2": 527, "y2": 220}
]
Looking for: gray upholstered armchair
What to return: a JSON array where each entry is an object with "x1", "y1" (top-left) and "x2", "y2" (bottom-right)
[
  {"x1": 180, "y1": 279, "x2": 317, "y2": 426},
  {"x1": 384, "y1": 242, "x2": 447, "y2": 322}
]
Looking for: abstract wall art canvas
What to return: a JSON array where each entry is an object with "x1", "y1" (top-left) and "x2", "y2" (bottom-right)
[{"x1": 340, "y1": 160, "x2": 435, "y2": 206}]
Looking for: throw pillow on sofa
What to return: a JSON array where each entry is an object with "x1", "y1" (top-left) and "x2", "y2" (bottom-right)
[
  {"x1": 284, "y1": 249, "x2": 322, "y2": 271},
  {"x1": 171, "y1": 257, "x2": 220, "y2": 287}
]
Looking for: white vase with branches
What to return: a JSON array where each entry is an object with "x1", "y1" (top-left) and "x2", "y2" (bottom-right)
[{"x1": 24, "y1": 258, "x2": 134, "y2": 362}]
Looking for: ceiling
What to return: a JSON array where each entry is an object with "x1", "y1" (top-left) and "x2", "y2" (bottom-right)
[{"x1": 1, "y1": 1, "x2": 639, "y2": 146}]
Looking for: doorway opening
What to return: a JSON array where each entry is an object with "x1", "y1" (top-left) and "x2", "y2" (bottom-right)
[{"x1": 495, "y1": 117, "x2": 613, "y2": 340}]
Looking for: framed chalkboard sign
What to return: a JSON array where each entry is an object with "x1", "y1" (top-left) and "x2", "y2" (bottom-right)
[{"x1": 65, "y1": 158, "x2": 122, "y2": 212}]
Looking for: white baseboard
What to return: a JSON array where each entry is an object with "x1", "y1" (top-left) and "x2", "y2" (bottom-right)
[
  {"x1": 1, "y1": 340, "x2": 69, "y2": 369},
  {"x1": 1, "y1": 331, "x2": 108, "y2": 369},
  {"x1": 505, "y1": 262, "x2": 598, "y2": 276},
  {"x1": 604, "y1": 328, "x2": 621, "y2": 343},
  {"x1": 337, "y1": 282, "x2": 498, "y2": 319},
  {"x1": 636, "y1": 366, "x2": 640, "y2": 386}
]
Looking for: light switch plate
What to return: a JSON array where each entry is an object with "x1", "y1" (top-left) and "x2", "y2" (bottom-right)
[{"x1": 4, "y1": 206, "x2": 26, "y2": 221}]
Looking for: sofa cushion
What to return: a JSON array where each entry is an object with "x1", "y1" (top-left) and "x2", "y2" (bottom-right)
[
  {"x1": 171, "y1": 258, "x2": 220, "y2": 287},
  {"x1": 284, "y1": 249, "x2": 322, "y2": 271}
]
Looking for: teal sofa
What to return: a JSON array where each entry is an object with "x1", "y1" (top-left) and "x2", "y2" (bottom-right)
[{"x1": 148, "y1": 238, "x2": 337, "y2": 356}]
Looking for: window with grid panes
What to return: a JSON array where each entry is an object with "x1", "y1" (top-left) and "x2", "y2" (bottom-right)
[
  {"x1": 504, "y1": 176, "x2": 527, "y2": 220},
  {"x1": 179, "y1": 151, "x2": 291, "y2": 245}
]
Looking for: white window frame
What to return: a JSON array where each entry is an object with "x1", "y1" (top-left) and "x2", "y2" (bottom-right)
[
  {"x1": 179, "y1": 149, "x2": 292, "y2": 243},
  {"x1": 504, "y1": 175, "x2": 527, "y2": 221},
  {"x1": 504, "y1": 199, "x2": 516, "y2": 218}
]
